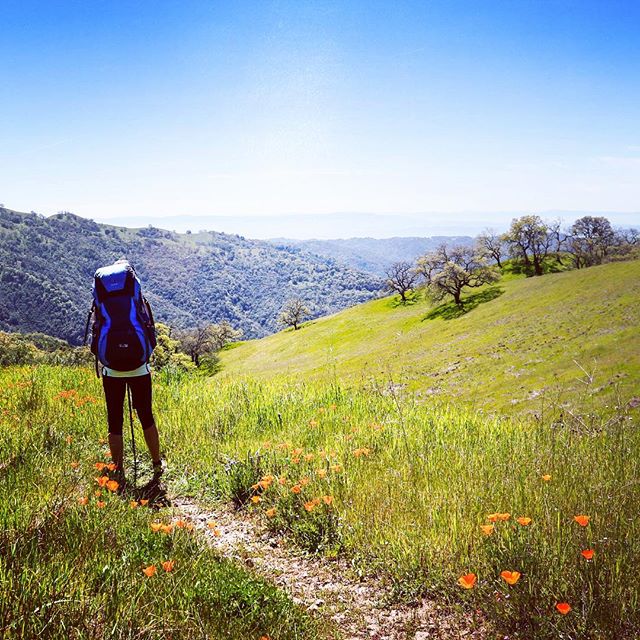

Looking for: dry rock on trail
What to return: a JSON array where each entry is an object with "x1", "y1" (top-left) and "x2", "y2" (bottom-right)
[{"x1": 172, "y1": 497, "x2": 488, "y2": 640}]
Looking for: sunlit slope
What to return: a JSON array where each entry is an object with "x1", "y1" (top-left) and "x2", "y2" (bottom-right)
[{"x1": 219, "y1": 260, "x2": 640, "y2": 412}]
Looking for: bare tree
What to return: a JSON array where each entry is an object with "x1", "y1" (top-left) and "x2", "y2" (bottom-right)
[
  {"x1": 278, "y1": 297, "x2": 310, "y2": 330},
  {"x1": 476, "y1": 228, "x2": 505, "y2": 268},
  {"x1": 417, "y1": 244, "x2": 500, "y2": 307},
  {"x1": 385, "y1": 261, "x2": 419, "y2": 302},
  {"x1": 178, "y1": 321, "x2": 242, "y2": 366}
]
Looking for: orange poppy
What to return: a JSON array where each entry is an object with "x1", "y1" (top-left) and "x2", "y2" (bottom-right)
[
  {"x1": 516, "y1": 517, "x2": 532, "y2": 526},
  {"x1": 322, "y1": 495, "x2": 333, "y2": 505},
  {"x1": 251, "y1": 496, "x2": 261, "y2": 504},
  {"x1": 279, "y1": 477, "x2": 288, "y2": 486},
  {"x1": 304, "y1": 454, "x2": 314, "y2": 462},
  {"x1": 266, "y1": 507, "x2": 277, "y2": 518},
  {"x1": 130, "y1": 501, "x2": 138, "y2": 509},
  {"x1": 574, "y1": 515, "x2": 590, "y2": 527},
  {"x1": 292, "y1": 448, "x2": 303, "y2": 456},
  {"x1": 457, "y1": 573, "x2": 477, "y2": 589},
  {"x1": 330, "y1": 464, "x2": 343, "y2": 473},
  {"x1": 291, "y1": 457, "x2": 300, "y2": 465},
  {"x1": 317, "y1": 469, "x2": 327, "y2": 479},
  {"x1": 304, "y1": 501, "x2": 316, "y2": 512},
  {"x1": 96, "y1": 501, "x2": 106, "y2": 508},
  {"x1": 500, "y1": 571, "x2": 521, "y2": 585},
  {"x1": 497, "y1": 513, "x2": 511, "y2": 521},
  {"x1": 150, "y1": 522, "x2": 162, "y2": 533},
  {"x1": 175, "y1": 520, "x2": 188, "y2": 528},
  {"x1": 556, "y1": 602, "x2": 571, "y2": 615},
  {"x1": 581, "y1": 549, "x2": 595, "y2": 560},
  {"x1": 143, "y1": 565, "x2": 157, "y2": 577},
  {"x1": 106, "y1": 463, "x2": 117, "y2": 472},
  {"x1": 542, "y1": 474, "x2": 552, "y2": 481},
  {"x1": 251, "y1": 483, "x2": 260, "y2": 490},
  {"x1": 106, "y1": 480, "x2": 119, "y2": 493},
  {"x1": 162, "y1": 560, "x2": 175, "y2": 572},
  {"x1": 160, "y1": 524, "x2": 174, "y2": 534},
  {"x1": 480, "y1": 524, "x2": 494, "y2": 536},
  {"x1": 309, "y1": 420, "x2": 318, "y2": 427},
  {"x1": 78, "y1": 496, "x2": 89, "y2": 506},
  {"x1": 70, "y1": 461, "x2": 80, "y2": 469},
  {"x1": 300, "y1": 477, "x2": 310, "y2": 486},
  {"x1": 94, "y1": 489, "x2": 102, "y2": 497},
  {"x1": 487, "y1": 513, "x2": 499, "y2": 522},
  {"x1": 96, "y1": 475, "x2": 109, "y2": 487},
  {"x1": 140, "y1": 499, "x2": 149, "y2": 506},
  {"x1": 66, "y1": 435, "x2": 73, "y2": 444},
  {"x1": 95, "y1": 462, "x2": 106, "y2": 471}
]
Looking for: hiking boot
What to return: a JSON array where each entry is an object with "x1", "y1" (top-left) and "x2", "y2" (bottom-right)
[{"x1": 152, "y1": 458, "x2": 167, "y2": 481}]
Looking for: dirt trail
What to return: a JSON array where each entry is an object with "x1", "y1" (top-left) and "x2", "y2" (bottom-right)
[{"x1": 172, "y1": 496, "x2": 487, "y2": 640}]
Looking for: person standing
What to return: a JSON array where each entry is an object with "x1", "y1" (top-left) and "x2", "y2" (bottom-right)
[{"x1": 89, "y1": 259, "x2": 165, "y2": 489}]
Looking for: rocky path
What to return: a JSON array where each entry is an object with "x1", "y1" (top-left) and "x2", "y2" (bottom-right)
[{"x1": 171, "y1": 496, "x2": 488, "y2": 640}]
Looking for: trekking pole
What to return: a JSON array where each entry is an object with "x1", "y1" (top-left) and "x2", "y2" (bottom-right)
[{"x1": 126, "y1": 383, "x2": 138, "y2": 489}]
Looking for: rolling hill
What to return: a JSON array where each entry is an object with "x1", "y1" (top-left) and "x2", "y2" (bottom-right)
[
  {"x1": 0, "y1": 207, "x2": 382, "y2": 344},
  {"x1": 219, "y1": 259, "x2": 640, "y2": 413}
]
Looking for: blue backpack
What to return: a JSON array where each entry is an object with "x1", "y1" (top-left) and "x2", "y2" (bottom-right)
[{"x1": 86, "y1": 261, "x2": 156, "y2": 372}]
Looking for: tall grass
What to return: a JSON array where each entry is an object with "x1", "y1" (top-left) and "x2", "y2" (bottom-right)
[
  {"x1": 0, "y1": 366, "x2": 325, "y2": 640},
  {"x1": 2, "y1": 364, "x2": 639, "y2": 638}
]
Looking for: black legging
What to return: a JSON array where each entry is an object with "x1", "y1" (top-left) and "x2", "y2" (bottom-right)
[{"x1": 102, "y1": 374, "x2": 155, "y2": 436}]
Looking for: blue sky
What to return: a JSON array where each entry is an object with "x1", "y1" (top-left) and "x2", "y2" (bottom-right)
[{"x1": 1, "y1": 0, "x2": 639, "y2": 231}]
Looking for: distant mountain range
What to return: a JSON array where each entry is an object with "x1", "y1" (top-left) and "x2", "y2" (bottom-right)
[
  {"x1": 94, "y1": 211, "x2": 640, "y2": 240},
  {"x1": 0, "y1": 208, "x2": 382, "y2": 344},
  {"x1": 267, "y1": 237, "x2": 474, "y2": 276}
]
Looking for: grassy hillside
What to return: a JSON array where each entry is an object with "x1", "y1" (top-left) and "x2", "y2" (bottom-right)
[{"x1": 220, "y1": 259, "x2": 640, "y2": 413}]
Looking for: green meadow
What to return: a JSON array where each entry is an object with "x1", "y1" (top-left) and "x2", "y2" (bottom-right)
[
  {"x1": 220, "y1": 259, "x2": 640, "y2": 415},
  {"x1": 2, "y1": 260, "x2": 639, "y2": 638}
]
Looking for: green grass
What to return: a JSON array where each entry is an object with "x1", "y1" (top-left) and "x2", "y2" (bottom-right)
[
  {"x1": 219, "y1": 259, "x2": 640, "y2": 414},
  {"x1": 2, "y1": 365, "x2": 639, "y2": 638},
  {"x1": 0, "y1": 367, "x2": 326, "y2": 640}
]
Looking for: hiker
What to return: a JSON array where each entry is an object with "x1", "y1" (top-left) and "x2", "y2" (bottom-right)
[{"x1": 87, "y1": 259, "x2": 165, "y2": 489}]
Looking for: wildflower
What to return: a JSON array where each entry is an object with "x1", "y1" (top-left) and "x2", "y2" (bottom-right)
[
  {"x1": 96, "y1": 501, "x2": 106, "y2": 508},
  {"x1": 330, "y1": 464, "x2": 343, "y2": 473},
  {"x1": 251, "y1": 483, "x2": 260, "y2": 490},
  {"x1": 175, "y1": 520, "x2": 188, "y2": 529},
  {"x1": 309, "y1": 420, "x2": 318, "y2": 428},
  {"x1": 300, "y1": 477, "x2": 310, "y2": 486},
  {"x1": 292, "y1": 484, "x2": 302, "y2": 494},
  {"x1": 94, "y1": 490, "x2": 103, "y2": 497},
  {"x1": 317, "y1": 469, "x2": 327, "y2": 479},
  {"x1": 480, "y1": 524, "x2": 494, "y2": 536},
  {"x1": 516, "y1": 517, "x2": 532, "y2": 526},
  {"x1": 251, "y1": 496, "x2": 261, "y2": 504},
  {"x1": 96, "y1": 475, "x2": 109, "y2": 487},
  {"x1": 556, "y1": 602, "x2": 571, "y2": 615},
  {"x1": 542, "y1": 474, "x2": 552, "y2": 481},
  {"x1": 140, "y1": 499, "x2": 149, "y2": 506},
  {"x1": 162, "y1": 560, "x2": 175, "y2": 572},
  {"x1": 78, "y1": 496, "x2": 89, "y2": 506},
  {"x1": 66, "y1": 435, "x2": 73, "y2": 444},
  {"x1": 70, "y1": 461, "x2": 80, "y2": 469},
  {"x1": 487, "y1": 513, "x2": 499, "y2": 522},
  {"x1": 497, "y1": 513, "x2": 511, "y2": 521},
  {"x1": 322, "y1": 495, "x2": 333, "y2": 505},
  {"x1": 329, "y1": 403, "x2": 337, "y2": 410},
  {"x1": 95, "y1": 462, "x2": 107, "y2": 471},
  {"x1": 262, "y1": 441, "x2": 272, "y2": 449},
  {"x1": 458, "y1": 573, "x2": 477, "y2": 589},
  {"x1": 292, "y1": 448, "x2": 303, "y2": 456},
  {"x1": 266, "y1": 507, "x2": 277, "y2": 518},
  {"x1": 581, "y1": 549, "x2": 595, "y2": 560},
  {"x1": 160, "y1": 524, "x2": 173, "y2": 534},
  {"x1": 106, "y1": 463, "x2": 117, "y2": 472},
  {"x1": 106, "y1": 480, "x2": 119, "y2": 493},
  {"x1": 143, "y1": 565, "x2": 157, "y2": 577},
  {"x1": 130, "y1": 501, "x2": 138, "y2": 509},
  {"x1": 150, "y1": 522, "x2": 162, "y2": 533},
  {"x1": 279, "y1": 477, "x2": 288, "y2": 486},
  {"x1": 574, "y1": 515, "x2": 590, "y2": 527},
  {"x1": 207, "y1": 521, "x2": 218, "y2": 530},
  {"x1": 304, "y1": 453, "x2": 314, "y2": 462},
  {"x1": 304, "y1": 501, "x2": 316, "y2": 512},
  {"x1": 291, "y1": 457, "x2": 300, "y2": 465},
  {"x1": 500, "y1": 570, "x2": 521, "y2": 585}
]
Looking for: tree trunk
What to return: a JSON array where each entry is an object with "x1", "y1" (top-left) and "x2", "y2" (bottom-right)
[
  {"x1": 453, "y1": 290, "x2": 462, "y2": 306},
  {"x1": 533, "y1": 257, "x2": 543, "y2": 276}
]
